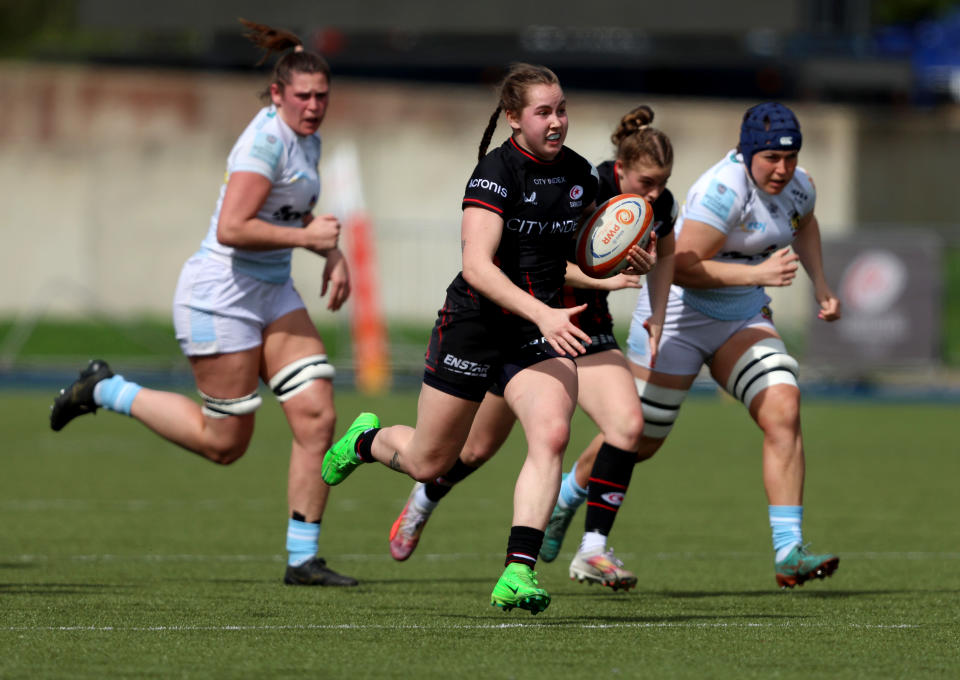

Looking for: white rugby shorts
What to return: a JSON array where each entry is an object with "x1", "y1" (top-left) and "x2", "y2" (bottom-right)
[
  {"x1": 626, "y1": 289, "x2": 776, "y2": 375},
  {"x1": 172, "y1": 252, "x2": 305, "y2": 356}
]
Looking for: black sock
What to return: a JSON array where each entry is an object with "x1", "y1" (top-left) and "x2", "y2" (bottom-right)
[
  {"x1": 505, "y1": 525, "x2": 544, "y2": 568},
  {"x1": 355, "y1": 428, "x2": 381, "y2": 463},
  {"x1": 584, "y1": 442, "x2": 636, "y2": 537},
  {"x1": 424, "y1": 458, "x2": 478, "y2": 502},
  {"x1": 291, "y1": 511, "x2": 320, "y2": 524}
]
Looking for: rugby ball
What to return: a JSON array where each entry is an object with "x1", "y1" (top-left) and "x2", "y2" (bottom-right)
[{"x1": 575, "y1": 193, "x2": 654, "y2": 278}]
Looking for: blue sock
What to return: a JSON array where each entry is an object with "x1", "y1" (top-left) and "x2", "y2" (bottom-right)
[
  {"x1": 558, "y1": 461, "x2": 589, "y2": 510},
  {"x1": 93, "y1": 375, "x2": 142, "y2": 416},
  {"x1": 286, "y1": 518, "x2": 320, "y2": 567},
  {"x1": 769, "y1": 505, "x2": 803, "y2": 561}
]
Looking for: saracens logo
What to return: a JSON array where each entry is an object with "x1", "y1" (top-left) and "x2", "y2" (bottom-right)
[
  {"x1": 570, "y1": 185, "x2": 584, "y2": 200},
  {"x1": 601, "y1": 492, "x2": 625, "y2": 506}
]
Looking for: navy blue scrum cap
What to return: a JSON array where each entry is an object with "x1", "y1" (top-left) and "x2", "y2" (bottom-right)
[{"x1": 738, "y1": 102, "x2": 802, "y2": 176}]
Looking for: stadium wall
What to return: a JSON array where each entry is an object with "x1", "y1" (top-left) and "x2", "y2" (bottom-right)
[{"x1": 2, "y1": 62, "x2": 947, "y2": 330}]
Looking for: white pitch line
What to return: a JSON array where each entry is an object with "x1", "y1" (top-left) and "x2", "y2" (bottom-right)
[
  {"x1": 6, "y1": 551, "x2": 960, "y2": 564},
  {"x1": 0, "y1": 622, "x2": 923, "y2": 633}
]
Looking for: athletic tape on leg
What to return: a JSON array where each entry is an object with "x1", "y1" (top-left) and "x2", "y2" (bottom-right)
[
  {"x1": 199, "y1": 390, "x2": 262, "y2": 418},
  {"x1": 724, "y1": 338, "x2": 799, "y2": 408},
  {"x1": 269, "y1": 354, "x2": 335, "y2": 402},
  {"x1": 634, "y1": 379, "x2": 688, "y2": 439}
]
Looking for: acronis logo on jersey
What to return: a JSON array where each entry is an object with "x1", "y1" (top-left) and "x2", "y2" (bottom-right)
[{"x1": 468, "y1": 178, "x2": 508, "y2": 198}]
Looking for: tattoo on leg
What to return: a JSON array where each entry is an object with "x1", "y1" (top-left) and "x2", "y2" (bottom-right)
[{"x1": 389, "y1": 451, "x2": 402, "y2": 471}]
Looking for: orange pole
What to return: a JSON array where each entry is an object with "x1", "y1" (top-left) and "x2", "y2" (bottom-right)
[{"x1": 344, "y1": 212, "x2": 391, "y2": 394}]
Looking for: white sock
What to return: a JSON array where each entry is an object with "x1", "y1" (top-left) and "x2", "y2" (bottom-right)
[
  {"x1": 579, "y1": 530, "x2": 606, "y2": 554},
  {"x1": 413, "y1": 483, "x2": 437, "y2": 513}
]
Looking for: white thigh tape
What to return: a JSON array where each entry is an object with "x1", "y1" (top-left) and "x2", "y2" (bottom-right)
[
  {"x1": 725, "y1": 338, "x2": 799, "y2": 408},
  {"x1": 269, "y1": 354, "x2": 335, "y2": 402},
  {"x1": 634, "y1": 378, "x2": 688, "y2": 440},
  {"x1": 199, "y1": 390, "x2": 262, "y2": 418}
]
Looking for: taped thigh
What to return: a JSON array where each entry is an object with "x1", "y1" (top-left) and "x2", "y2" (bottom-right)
[
  {"x1": 199, "y1": 390, "x2": 262, "y2": 418},
  {"x1": 634, "y1": 378, "x2": 689, "y2": 440},
  {"x1": 268, "y1": 354, "x2": 335, "y2": 402},
  {"x1": 723, "y1": 337, "x2": 799, "y2": 409}
]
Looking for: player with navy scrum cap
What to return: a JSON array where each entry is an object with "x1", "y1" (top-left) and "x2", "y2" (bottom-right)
[{"x1": 615, "y1": 101, "x2": 841, "y2": 588}]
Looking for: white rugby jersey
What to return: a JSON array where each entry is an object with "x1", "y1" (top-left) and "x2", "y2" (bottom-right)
[
  {"x1": 200, "y1": 106, "x2": 321, "y2": 283},
  {"x1": 673, "y1": 149, "x2": 816, "y2": 320}
]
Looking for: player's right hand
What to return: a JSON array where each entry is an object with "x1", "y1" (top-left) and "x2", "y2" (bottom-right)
[
  {"x1": 755, "y1": 247, "x2": 799, "y2": 287},
  {"x1": 304, "y1": 214, "x2": 341, "y2": 253},
  {"x1": 537, "y1": 304, "x2": 592, "y2": 357}
]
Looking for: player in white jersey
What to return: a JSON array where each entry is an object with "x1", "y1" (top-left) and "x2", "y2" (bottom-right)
[
  {"x1": 49, "y1": 21, "x2": 357, "y2": 587},
  {"x1": 618, "y1": 102, "x2": 841, "y2": 588}
]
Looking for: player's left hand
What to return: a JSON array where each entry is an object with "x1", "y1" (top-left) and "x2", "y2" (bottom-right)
[
  {"x1": 603, "y1": 272, "x2": 643, "y2": 291},
  {"x1": 816, "y1": 292, "x2": 841, "y2": 322},
  {"x1": 620, "y1": 232, "x2": 658, "y2": 276},
  {"x1": 644, "y1": 317, "x2": 663, "y2": 369},
  {"x1": 321, "y1": 247, "x2": 351, "y2": 311}
]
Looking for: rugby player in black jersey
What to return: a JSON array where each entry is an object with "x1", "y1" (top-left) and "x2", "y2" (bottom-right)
[
  {"x1": 320, "y1": 64, "x2": 655, "y2": 614},
  {"x1": 387, "y1": 106, "x2": 676, "y2": 592}
]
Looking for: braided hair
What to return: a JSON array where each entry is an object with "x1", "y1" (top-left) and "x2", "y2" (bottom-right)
[{"x1": 477, "y1": 63, "x2": 560, "y2": 161}]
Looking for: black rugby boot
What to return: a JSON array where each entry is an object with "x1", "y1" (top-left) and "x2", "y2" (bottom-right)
[
  {"x1": 50, "y1": 359, "x2": 114, "y2": 431},
  {"x1": 283, "y1": 557, "x2": 359, "y2": 586}
]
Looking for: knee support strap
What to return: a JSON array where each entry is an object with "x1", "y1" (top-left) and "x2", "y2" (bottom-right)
[
  {"x1": 634, "y1": 378, "x2": 688, "y2": 440},
  {"x1": 199, "y1": 390, "x2": 262, "y2": 418},
  {"x1": 269, "y1": 354, "x2": 335, "y2": 402},
  {"x1": 724, "y1": 337, "x2": 799, "y2": 409}
]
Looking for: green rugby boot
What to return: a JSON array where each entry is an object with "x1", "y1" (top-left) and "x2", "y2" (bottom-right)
[
  {"x1": 490, "y1": 562, "x2": 551, "y2": 615},
  {"x1": 775, "y1": 544, "x2": 839, "y2": 588},
  {"x1": 540, "y1": 496, "x2": 577, "y2": 562},
  {"x1": 321, "y1": 412, "x2": 380, "y2": 486}
]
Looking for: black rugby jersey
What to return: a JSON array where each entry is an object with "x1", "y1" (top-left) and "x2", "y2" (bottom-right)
[
  {"x1": 564, "y1": 159, "x2": 678, "y2": 334},
  {"x1": 445, "y1": 137, "x2": 599, "y2": 315}
]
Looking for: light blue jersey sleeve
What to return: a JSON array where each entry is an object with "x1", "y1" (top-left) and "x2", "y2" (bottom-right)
[
  {"x1": 230, "y1": 131, "x2": 284, "y2": 180},
  {"x1": 683, "y1": 157, "x2": 747, "y2": 234}
]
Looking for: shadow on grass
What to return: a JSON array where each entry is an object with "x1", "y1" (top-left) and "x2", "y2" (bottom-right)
[
  {"x1": 436, "y1": 611, "x2": 798, "y2": 625},
  {"x1": 200, "y1": 576, "x2": 495, "y2": 588},
  {"x1": 558, "y1": 587, "x2": 947, "y2": 601},
  {"x1": 335, "y1": 577, "x2": 494, "y2": 587},
  {"x1": 654, "y1": 588, "x2": 931, "y2": 598}
]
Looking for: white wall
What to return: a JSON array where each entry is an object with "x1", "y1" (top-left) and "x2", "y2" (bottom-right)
[{"x1": 2, "y1": 62, "x2": 859, "y2": 331}]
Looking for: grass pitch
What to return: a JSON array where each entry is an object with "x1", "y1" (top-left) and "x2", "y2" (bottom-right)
[{"x1": 1, "y1": 389, "x2": 958, "y2": 679}]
